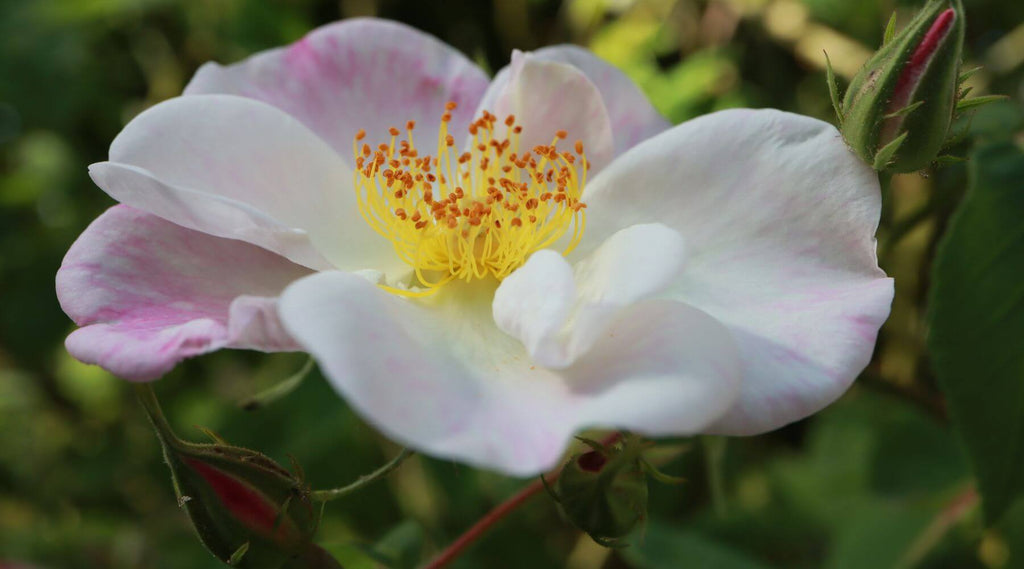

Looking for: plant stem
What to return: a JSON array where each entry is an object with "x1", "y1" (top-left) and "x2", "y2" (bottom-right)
[
  {"x1": 882, "y1": 198, "x2": 936, "y2": 259},
  {"x1": 420, "y1": 433, "x2": 622, "y2": 569},
  {"x1": 310, "y1": 448, "x2": 414, "y2": 502},
  {"x1": 703, "y1": 436, "x2": 728, "y2": 518}
]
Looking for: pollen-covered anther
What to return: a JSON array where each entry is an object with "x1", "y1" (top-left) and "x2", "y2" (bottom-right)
[{"x1": 352, "y1": 101, "x2": 588, "y2": 297}]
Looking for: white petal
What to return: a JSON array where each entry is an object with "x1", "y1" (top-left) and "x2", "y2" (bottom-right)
[
  {"x1": 100, "y1": 94, "x2": 400, "y2": 274},
  {"x1": 494, "y1": 223, "x2": 686, "y2": 368},
  {"x1": 580, "y1": 109, "x2": 894, "y2": 434},
  {"x1": 184, "y1": 18, "x2": 489, "y2": 160},
  {"x1": 280, "y1": 269, "x2": 739, "y2": 475},
  {"x1": 475, "y1": 51, "x2": 615, "y2": 174},
  {"x1": 530, "y1": 45, "x2": 670, "y2": 156},
  {"x1": 566, "y1": 299, "x2": 741, "y2": 435},
  {"x1": 491, "y1": 250, "x2": 576, "y2": 368}
]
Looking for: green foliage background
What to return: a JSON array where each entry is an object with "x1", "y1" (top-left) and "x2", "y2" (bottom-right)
[{"x1": 1, "y1": 0, "x2": 1023, "y2": 567}]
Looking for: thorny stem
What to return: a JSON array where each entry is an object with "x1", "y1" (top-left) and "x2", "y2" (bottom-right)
[
  {"x1": 420, "y1": 433, "x2": 623, "y2": 569},
  {"x1": 310, "y1": 448, "x2": 415, "y2": 502}
]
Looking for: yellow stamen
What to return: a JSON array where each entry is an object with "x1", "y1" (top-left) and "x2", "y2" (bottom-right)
[{"x1": 353, "y1": 102, "x2": 589, "y2": 297}]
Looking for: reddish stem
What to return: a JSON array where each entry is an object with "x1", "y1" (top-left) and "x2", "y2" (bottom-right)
[{"x1": 420, "y1": 433, "x2": 622, "y2": 569}]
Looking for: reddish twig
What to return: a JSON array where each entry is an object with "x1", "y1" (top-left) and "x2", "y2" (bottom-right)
[
  {"x1": 420, "y1": 433, "x2": 622, "y2": 569},
  {"x1": 899, "y1": 485, "x2": 979, "y2": 567}
]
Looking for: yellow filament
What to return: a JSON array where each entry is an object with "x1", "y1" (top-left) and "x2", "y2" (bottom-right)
[{"x1": 352, "y1": 104, "x2": 589, "y2": 297}]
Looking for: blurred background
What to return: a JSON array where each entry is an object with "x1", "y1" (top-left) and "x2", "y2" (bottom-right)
[{"x1": 1, "y1": 0, "x2": 1023, "y2": 567}]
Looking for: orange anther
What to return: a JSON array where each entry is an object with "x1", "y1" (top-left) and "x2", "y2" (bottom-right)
[
  {"x1": 389, "y1": 127, "x2": 401, "y2": 136},
  {"x1": 446, "y1": 101, "x2": 458, "y2": 111},
  {"x1": 574, "y1": 140, "x2": 584, "y2": 154},
  {"x1": 355, "y1": 129, "x2": 366, "y2": 141},
  {"x1": 556, "y1": 130, "x2": 568, "y2": 139},
  {"x1": 406, "y1": 120, "x2": 416, "y2": 130}
]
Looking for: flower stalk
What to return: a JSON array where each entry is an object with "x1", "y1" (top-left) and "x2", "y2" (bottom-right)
[{"x1": 420, "y1": 433, "x2": 623, "y2": 569}]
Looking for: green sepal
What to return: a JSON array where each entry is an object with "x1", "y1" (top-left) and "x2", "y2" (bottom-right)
[
  {"x1": 241, "y1": 357, "x2": 316, "y2": 411},
  {"x1": 883, "y1": 12, "x2": 898, "y2": 45},
  {"x1": 229, "y1": 542, "x2": 251, "y2": 566},
  {"x1": 824, "y1": 51, "x2": 844, "y2": 125},
  {"x1": 196, "y1": 426, "x2": 229, "y2": 445},
  {"x1": 884, "y1": 100, "x2": 924, "y2": 119},
  {"x1": 933, "y1": 154, "x2": 967, "y2": 166},
  {"x1": 958, "y1": 65, "x2": 983, "y2": 84},
  {"x1": 638, "y1": 458, "x2": 686, "y2": 486},
  {"x1": 956, "y1": 95, "x2": 1008, "y2": 112},
  {"x1": 874, "y1": 131, "x2": 909, "y2": 170}
]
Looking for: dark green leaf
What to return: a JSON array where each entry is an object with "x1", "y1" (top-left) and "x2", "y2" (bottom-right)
[
  {"x1": 928, "y1": 142, "x2": 1024, "y2": 523},
  {"x1": 620, "y1": 522, "x2": 773, "y2": 569}
]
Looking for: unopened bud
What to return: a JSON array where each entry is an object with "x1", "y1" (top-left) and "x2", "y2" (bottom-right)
[
  {"x1": 833, "y1": 0, "x2": 965, "y2": 172},
  {"x1": 549, "y1": 437, "x2": 649, "y2": 546},
  {"x1": 137, "y1": 387, "x2": 338, "y2": 568}
]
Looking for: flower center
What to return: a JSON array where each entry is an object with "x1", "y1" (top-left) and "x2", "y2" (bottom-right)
[{"x1": 353, "y1": 102, "x2": 589, "y2": 297}]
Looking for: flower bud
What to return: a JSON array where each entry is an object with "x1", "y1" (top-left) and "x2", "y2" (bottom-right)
[
  {"x1": 834, "y1": 0, "x2": 965, "y2": 172},
  {"x1": 137, "y1": 387, "x2": 336, "y2": 568},
  {"x1": 550, "y1": 437, "x2": 649, "y2": 546}
]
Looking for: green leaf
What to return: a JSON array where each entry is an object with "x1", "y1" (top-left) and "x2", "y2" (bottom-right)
[
  {"x1": 824, "y1": 504, "x2": 932, "y2": 569},
  {"x1": 928, "y1": 142, "x2": 1024, "y2": 523},
  {"x1": 620, "y1": 522, "x2": 773, "y2": 569}
]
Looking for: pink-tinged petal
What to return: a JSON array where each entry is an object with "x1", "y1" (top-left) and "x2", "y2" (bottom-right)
[
  {"x1": 494, "y1": 223, "x2": 686, "y2": 368},
  {"x1": 89, "y1": 162, "x2": 332, "y2": 271},
  {"x1": 474, "y1": 51, "x2": 615, "y2": 175},
  {"x1": 580, "y1": 109, "x2": 894, "y2": 435},
  {"x1": 99, "y1": 94, "x2": 401, "y2": 274},
  {"x1": 57, "y1": 206, "x2": 312, "y2": 381},
  {"x1": 278, "y1": 271, "x2": 739, "y2": 476},
  {"x1": 530, "y1": 45, "x2": 670, "y2": 156},
  {"x1": 185, "y1": 18, "x2": 489, "y2": 160}
]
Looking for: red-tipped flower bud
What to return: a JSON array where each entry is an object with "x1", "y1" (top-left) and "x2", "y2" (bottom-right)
[
  {"x1": 834, "y1": 0, "x2": 966, "y2": 172},
  {"x1": 548, "y1": 437, "x2": 649, "y2": 547},
  {"x1": 137, "y1": 387, "x2": 340, "y2": 568}
]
